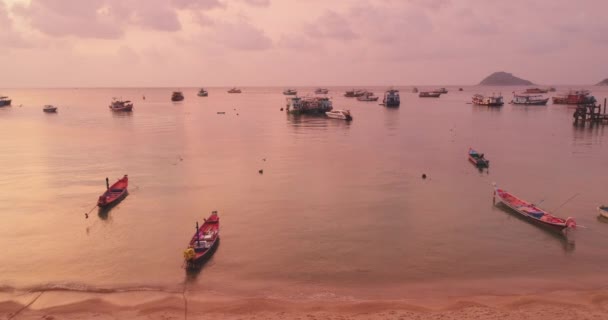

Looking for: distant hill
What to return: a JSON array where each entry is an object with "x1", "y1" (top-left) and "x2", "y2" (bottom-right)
[
  {"x1": 479, "y1": 72, "x2": 534, "y2": 86},
  {"x1": 597, "y1": 78, "x2": 608, "y2": 86}
]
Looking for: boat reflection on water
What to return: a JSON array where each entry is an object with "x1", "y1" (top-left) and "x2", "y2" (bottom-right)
[
  {"x1": 185, "y1": 238, "x2": 221, "y2": 282},
  {"x1": 286, "y1": 113, "x2": 351, "y2": 130},
  {"x1": 97, "y1": 191, "x2": 129, "y2": 220},
  {"x1": 493, "y1": 203, "x2": 575, "y2": 253},
  {"x1": 111, "y1": 109, "x2": 134, "y2": 118}
]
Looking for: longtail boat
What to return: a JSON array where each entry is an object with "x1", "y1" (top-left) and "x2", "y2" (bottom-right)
[
  {"x1": 98, "y1": 175, "x2": 128, "y2": 207},
  {"x1": 493, "y1": 184, "x2": 576, "y2": 234},
  {"x1": 183, "y1": 211, "x2": 220, "y2": 268},
  {"x1": 598, "y1": 206, "x2": 608, "y2": 219},
  {"x1": 468, "y1": 148, "x2": 489, "y2": 168}
]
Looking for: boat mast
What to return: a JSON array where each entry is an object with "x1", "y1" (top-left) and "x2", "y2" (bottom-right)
[{"x1": 196, "y1": 221, "x2": 200, "y2": 246}]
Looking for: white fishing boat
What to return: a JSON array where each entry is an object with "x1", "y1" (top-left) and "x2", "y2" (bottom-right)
[
  {"x1": 286, "y1": 96, "x2": 333, "y2": 114},
  {"x1": 43, "y1": 105, "x2": 58, "y2": 113},
  {"x1": 511, "y1": 94, "x2": 549, "y2": 105},
  {"x1": 472, "y1": 94, "x2": 504, "y2": 106},
  {"x1": 283, "y1": 88, "x2": 297, "y2": 95},
  {"x1": 325, "y1": 109, "x2": 352, "y2": 121},
  {"x1": 109, "y1": 99, "x2": 133, "y2": 112}
]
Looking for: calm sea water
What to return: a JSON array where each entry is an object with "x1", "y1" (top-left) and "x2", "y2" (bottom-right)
[{"x1": 1, "y1": 86, "x2": 608, "y2": 299}]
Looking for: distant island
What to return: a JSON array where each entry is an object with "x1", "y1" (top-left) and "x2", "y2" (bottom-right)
[
  {"x1": 597, "y1": 78, "x2": 608, "y2": 86},
  {"x1": 479, "y1": 72, "x2": 534, "y2": 86}
]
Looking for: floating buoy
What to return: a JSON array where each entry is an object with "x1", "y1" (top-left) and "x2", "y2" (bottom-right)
[
  {"x1": 259, "y1": 169, "x2": 264, "y2": 174},
  {"x1": 422, "y1": 174, "x2": 427, "y2": 179},
  {"x1": 85, "y1": 213, "x2": 89, "y2": 219},
  {"x1": 280, "y1": 108, "x2": 284, "y2": 111}
]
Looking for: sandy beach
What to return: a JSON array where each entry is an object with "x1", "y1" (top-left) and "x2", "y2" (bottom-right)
[{"x1": 2, "y1": 288, "x2": 608, "y2": 320}]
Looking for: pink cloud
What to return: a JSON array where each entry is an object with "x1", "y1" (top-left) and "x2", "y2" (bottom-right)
[
  {"x1": 11, "y1": 0, "x2": 227, "y2": 39},
  {"x1": 239, "y1": 0, "x2": 270, "y2": 6},
  {"x1": 213, "y1": 19, "x2": 272, "y2": 50},
  {"x1": 305, "y1": 10, "x2": 358, "y2": 40}
]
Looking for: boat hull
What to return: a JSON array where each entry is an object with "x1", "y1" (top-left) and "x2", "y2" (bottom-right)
[
  {"x1": 110, "y1": 106, "x2": 133, "y2": 112},
  {"x1": 43, "y1": 108, "x2": 57, "y2": 113},
  {"x1": 599, "y1": 206, "x2": 608, "y2": 219},
  {"x1": 512, "y1": 98, "x2": 549, "y2": 106},
  {"x1": 468, "y1": 156, "x2": 488, "y2": 168},
  {"x1": 468, "y1": 148, "x2": 488, "y2": 168},
  {"x1": 419, "y1": 92, "x2": 441, "y2": 98},
  {"x1": 357, "y1": 97, "x2": 379, "y2": 101},
  {"x1": 0, "y1": 100, "x2": 11, "y2": 107},
  {"x1": 326, "y1": 112, "x2": 352, "y2": 121}
]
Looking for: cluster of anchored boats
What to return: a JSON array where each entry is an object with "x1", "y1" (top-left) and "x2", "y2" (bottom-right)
[
  {"x1": 284, "y1": 88, "x2": 401, "y2": 121},
  {"x1": 474, "y1": 88, "x2": 595, "y2": 107}
]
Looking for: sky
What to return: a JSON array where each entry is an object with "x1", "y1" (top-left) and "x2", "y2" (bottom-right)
[{"x1": 0, "y1": 0, "x2": 607, "y2": 87}]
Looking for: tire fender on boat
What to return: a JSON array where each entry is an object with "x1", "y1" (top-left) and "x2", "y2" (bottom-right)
[{"x1": 184, "y1": 248, "x2": 195, "y2": 260}]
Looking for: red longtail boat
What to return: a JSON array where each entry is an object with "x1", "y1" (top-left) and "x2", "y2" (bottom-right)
[
  {"x1": 493, "y1": 183, "x2": 576, "y2": 234},
  {"x1": 97, "y1": 175, "x2": 128, "y2": 207},
  {"x1": 183, "y1": 211, "x2": 220, "y2": 268}
]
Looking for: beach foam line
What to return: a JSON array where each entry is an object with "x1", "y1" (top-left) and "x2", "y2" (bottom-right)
[
  {"x1": 2, "y1": 288, "x2": 608, "y2": 319},
  {"x1": 0, "y1": 282, "x2": 181, "y2": 294}
]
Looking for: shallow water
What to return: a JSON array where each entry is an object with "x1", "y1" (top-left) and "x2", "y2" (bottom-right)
[{"x1": 1, "y1": 86, "x2": 608, "y2": 299}]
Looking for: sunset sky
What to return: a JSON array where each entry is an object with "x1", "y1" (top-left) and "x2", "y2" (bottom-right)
[{"x1": 1, "y1": 0, "x2": 607, "y2": 87}]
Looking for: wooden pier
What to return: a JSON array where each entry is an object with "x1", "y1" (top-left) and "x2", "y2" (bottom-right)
[{"x1": 573, "y1": 98, "x2": 608, "y2": 126}]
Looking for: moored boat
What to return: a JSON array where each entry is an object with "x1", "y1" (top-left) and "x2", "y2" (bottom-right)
[
  {"x1": 0, "y1": 96, "x2": 11, "y2": 107},
  {"x1": 524, "y1": 88, "x2": 549, "y2": 94},
  {"x1": 197, "y1": 88, "x2": 208, "y2": 97},
  {"x1": 314, "y1": 88, "x2": 329, "y2": 94},
  {"x1": 419, "y1": 91, "x2": 441, "y2": 98},
  {"x1": 599, "y1": 206, "x2": 608, "y2": 219},
  {"x1": 98, "y1": 175, "x2": 129, "y2": 208},
  {"x1": 493, "y1": 184, "x2": 576, "y2": 234},
  {"x1": 432, "y1": 88, "x2": 448, "y2": 94},
  {"x1": 345, "y1": 89, "x2": 366, "y2": 97},
  {"x1": 511, "y1": 94, "x2": 549, "y2": 105},
  {"x1": 472, "y1": 94, "x2": 504, "y2": 106},
  {"x1": 383, "y1": 89, "x2": 400, "y2": 107},
  {"x1": 228, "y1": 87, "x2": 242, "y2": 94},
  {"x1": 552, "y1": 90, "x2": 592, "y2": 105},
  {"x1": 43, "y1": 105, "x2": 58, "y2": 113},
  {"x1": 468, "y1": 148, "x2": 489, "y2": 168},
  {"x1": 357, "y1": 92, "x2": 379, "y2": 101},
  {"x1": 109, "y1": 99, "x2": 133, "y2": 112},
  {"x1": 183, "y1": 211, "x2": 220, "y2": 268},
  {"x1": 286, "y1": 96, "x2": 333, "y2": 114},
  {"x1": 171, "y1": 91, "x2": 184, "y2": 101},
  {"x1": 326, "y1": 109, "x2": 352, "y2": 120},
  {"x1": 283, "y1": 88, "x2": 297, "y2": 95}
]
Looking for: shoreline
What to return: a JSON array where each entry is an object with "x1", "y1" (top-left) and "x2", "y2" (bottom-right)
[{"x1": 2, "y1": 287, "x2": 608, "y2": 319}]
